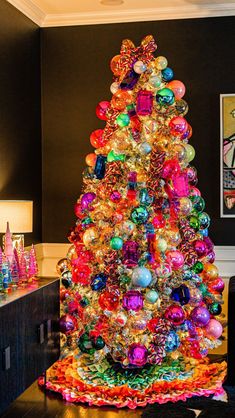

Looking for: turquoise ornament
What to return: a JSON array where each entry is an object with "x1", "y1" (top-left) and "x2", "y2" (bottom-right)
[
  {"x1": 145, "y1": 289, "x2": 159, "y2": 304},
  {"x1": 162, "y1": 67, "x2": 174, "y2": 82},
  {"x1": 131, "y1": 206, "x2": 149, "y2": 224},
  {"x1": 116, "y1": 113, "x2": 130, "y2": 127},
  {"x1": 132, "y1": 266, "x2": 152, "y2": 288},
  {"x1": 110, "y1": 236, "x2": 123, "y2": 250},
  {"x1": 139, "y1": 142, "x2": 152, "y2": 154},
  {"x1": 165, "y1": 331, "x2": 180, "y2": 352},
  {"x1": 156, "y1": 88, "x2": 175, "y2": 106},
  {"x1": 139, "y1": 189, "x2": 153, "y2": 206},
  {"x1": 198, "y1": 212, "x2": 210, "y2": 229}
]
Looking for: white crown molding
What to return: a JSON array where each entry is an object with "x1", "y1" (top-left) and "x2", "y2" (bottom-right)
[
  {"x1": 6, "y1": 1, "x2": 235, "y2": 27},
  {"x1": 6, "y1": 0, "x2": 46, "y2": 26}
]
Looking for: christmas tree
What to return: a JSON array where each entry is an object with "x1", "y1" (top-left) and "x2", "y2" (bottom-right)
[{"x1": 41, "y1": 35, "x2": 226, "y2": 408}]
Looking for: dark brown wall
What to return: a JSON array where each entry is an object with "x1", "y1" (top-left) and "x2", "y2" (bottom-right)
[
  {"x1": 41, "y1": 17, "x2": 234, "y2": 244},
  {"x1": 0, "y1": 1, "x2": 41, "y2": 245}
]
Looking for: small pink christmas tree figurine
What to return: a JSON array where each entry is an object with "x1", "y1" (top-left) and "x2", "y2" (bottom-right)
[
  {"x1": 18, "y1": 245, "x2": 27, "y2": 283},
  {"x1": 0, "y1": 247, "x2": 3, "y2": 271},
  {"x1": 28, "y1": 245, "x2": 38, "y2": 279},
  {"x1": 4, "y1": 222, "x2": 14, "y2": 264}
]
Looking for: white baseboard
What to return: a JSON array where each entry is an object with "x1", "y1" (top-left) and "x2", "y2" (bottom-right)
[{"x1": 33, "y1": 243, "x2": 235, "y2": 279}]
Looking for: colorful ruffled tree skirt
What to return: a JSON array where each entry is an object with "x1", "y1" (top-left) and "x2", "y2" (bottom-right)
[{"x1": 38, "y1": 354, "x2": 226, "y2": 409}]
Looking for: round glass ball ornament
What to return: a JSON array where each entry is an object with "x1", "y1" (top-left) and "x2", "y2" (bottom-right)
[
  {"x1": 184, "y1": 144, "x2": 196, "y2": 163},
  {"x1": 110, "y1": 236, "x2": 123, "y2": 250},
  {"x1": 116, "y1": 113, "x2": 130, "y2": 127},
  {"x1": 164, "y1": 305, "x2": 186, "y2": 325},
  {"x1": 155, "y1": 56, "x2": 168, "y2": 70},
  {"x1": 133, "y1": 60, "x2": 147, "y2": 74},
  {"x1": 90, "y1": 273, "x2": 107, "y2": 291},
  {"x1": 59, "y1": 314, "x2": 77, "y2": 334},
  {"x1": 167, "y1": 80, "x2": 186, "y2": 100},
  {"x1": 131, "y1": 206, "x2": 149, "y2": 224},
  {"x1": 191, "y1": 306, "x2": 210, "y2": 326},
  {"x1": 56, "y1": 258, "x2": 70, "y2": 275},
  {"x1": 132, "y1": 266, "x2": 152, "y2": 288},
  {"x1": 145, "y1": 289, "x2": 159, "y2": 304},
  {"x1": 156, "y1": 88, "x2": 175, "y2": 106},
  {"x1": 165, "y1": 331, "x2": 180, "y2": 352},
  {"x1": 149, "y1": 75, "x2": 162, "y2": 88},
  {"x1": 96, "y1": 101, "x2": 110, "y2": 120},
  {"x1": 169, "y1": 116, "x2": 188, "y2": 136},
  {"x1": 128, "y1": 343, "x2": 148, "y2": 367},
  {"x1": 205, "y1": 319, "x2": 223, "y2": 339},
  {"x1": 198, "y1": 212, "x2": 211, "y2": 229},
  {"x1": 162, "y1": 67, "x2": 174, "y2": 82},
  {"x1": 208, "y1": 302, "x2": 222, "y2": 316}
]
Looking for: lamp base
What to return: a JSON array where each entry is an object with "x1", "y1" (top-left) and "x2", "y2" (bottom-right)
[{"x1": 3, "y1": 233, "x2": 24, "y2": 251}]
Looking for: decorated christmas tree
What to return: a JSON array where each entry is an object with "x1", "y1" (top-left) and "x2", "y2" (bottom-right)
[{"x1": 41, "y1": 35, "x2": 226, "y2": 408}]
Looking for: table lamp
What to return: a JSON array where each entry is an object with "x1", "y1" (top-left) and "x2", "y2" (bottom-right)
[{"x1": 0, "y1": 200, "x2": 33, "y2": 249}]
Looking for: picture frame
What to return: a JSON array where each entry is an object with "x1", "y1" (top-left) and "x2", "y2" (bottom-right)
[{"x1": 220, "y1": 93, "x2": 235, "y2": 217}]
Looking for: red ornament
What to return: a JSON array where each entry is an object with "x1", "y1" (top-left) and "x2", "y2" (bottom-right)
[
  {"x1": 147, "y1": 317, "x2": 159, "y2": 333},
  {"x1": 152, "y1": 212, "x2": 166, "y2": 229},
  {"x1": 90, "y1": 129, "x2": 107, "y2": 148},
  {"x1": 96, "y1": 101, "x2": 110, "y2": 120},
  {"x1": 72, "y1": 265, "x2": 91, "y2": 285},
  {"x1": 99, "y1": 290, "x2": 120, "y2": 311}
]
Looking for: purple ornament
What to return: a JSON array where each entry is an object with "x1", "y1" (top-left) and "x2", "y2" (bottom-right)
[
  {"x1": 206, "y1": 250, "x2": 215, "y2": 263},
  {"x1": 81, "y1": 192, "x2": 96, "y2": 210},
  {"x1": 203, "y1": 237, "x2": 214, "y2": 252},
  {"x1": 194, "y1": 240, "x2": 208, "y2": 257},
  {"x1": 191, "y1": 306, "x2": 210, "y2": 327},
  {"x1": 110, "y1": 190, "x2": 121, "y2": 202},
  {"x1": 136, "y1": 90, "x2": 153, "y2": 116},
  {"x1": 128, "y1": 343, "x2": 148, "y2": 366},
  {"x1": 123, "y1": 290, "x2": 143, "y2": 311},
  {"x1": 120, "y1": 70, "x2": 139, "y2": 90},
  {"x1": 122, "y1": 241, "x2": 139, "y2": 267},
  {"x1": 185, "y1": 320, "x2": 197, "y2": 337},
  {"x1": 59, "y1": 314, "x2": 77, "y2": 334}
]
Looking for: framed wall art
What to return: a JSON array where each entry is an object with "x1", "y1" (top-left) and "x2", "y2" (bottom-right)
[{"x1": 220, "y1": 94, "x2": 235, "y2": 217}]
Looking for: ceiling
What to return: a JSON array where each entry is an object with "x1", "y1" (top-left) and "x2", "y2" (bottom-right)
[{"x1": 7, "y1": 0, "x2": 235, "y2": 27}]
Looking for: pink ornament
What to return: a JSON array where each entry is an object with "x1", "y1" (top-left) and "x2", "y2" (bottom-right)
[
  {"x1": 169, "y1": 116, "x2": 188, "y2": 136},
  {"x1": 205, "y1": 319, "x2": 223, "y2": 339},
  {"x1": 96, "y1": 101, "x2": 110, "y2": 120},
  {"x1": 190, "y1": 186, "x2": 201, "y2": 197},
  {"x1": 164, "y1": 305, "x2": 186, "y2": 325},
  {"x1": 161, "y1": 159, "x2": 181, "y2": 179},
  {"x1": 208, "y1": 277, "x2": 224, "y2": 293},
  {"x1": 136, "y1": 90, "x2": 153, "y2": 116},
  {"x1": 166, "y1": 250, "x2": 184, "y2": 270},
  {"x1": 128, "y1": 343, "x2": 148, "y2": 366},
  {"x1": 194, "y1": 240, "x2": 208, "y2": 257},
  {"x1": 167, "y1": 80, "x2": 186, "y2": 100},
  {"x1": 172, "y1": 173, "x2": 189, "y2": 197},
  {"x1": 81, "y1": 192, "x2": 96, "y2": 211},
  {"x1": 185, "y1": 166, "x2": 197, "y2": 183},
  {"x1": 4, "y1": 222, "x2": 14, "y2": 263}
]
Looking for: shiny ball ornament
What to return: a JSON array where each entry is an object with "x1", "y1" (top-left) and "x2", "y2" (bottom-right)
[
  {"x1": 152, "y1": 213, "x2": 166, "y2": 229},
  {"x1": 131, "y1": 206, "x2": 149, "y2": 224},
  {"x1": 145, "y1": 289, "x2": 159, "y2": 304},
  {"x1": 116, "y1": 113, "x2": 130, "y2": 127},
  {"x1": 90, "y1": 273, "x2": 107, "y2": 291},
  {"x1": 132, "y1": 266, "x2": 152, "y2": 288},
  {"x1": 110, "y1": 54, "x2": 122, "y2": 76},
  {"x1": 191, "y1": 195, "x2": 205, "y2": 213},
  {"x1": 110, "y1": 236, "x2": 123, "y2": 250},
  {"x1": 113, "y1": 312, "x2": 127, "y2": 326},
  {"x1": 110, "y1": 81, "x2": 119, "y2": 94},
  {"x1": 123, "y1": 290, "x2": 144, "y2": 311},
  {"x1": 59, "y1": 314, "x2": 77, "y2": 334},
  {"x1": 205, "y1": 319, "x2": 223, "y2": 339},
  {"x1": 203, "y1": 263, "x2": 218, "y2": 280},
  {"x1": 189, "y1": 215, "x2": 200, "y2": 230},
  {"x1": 96, "y1": 101, "x2": 110, "y2": 120},
  {"x1": 133, "y1": 60, "x2": 147, "y2": 74},
  {"x1": 178, "y1": 197, "x2": 193, "y2": 216},
  {"x1": 90, "y1": 129, "x2": 106, "y2": 148},
  {"x1": 111, "y1": 90, "x2": 133, "y2": 111},
  {"x1": 183, "y1": 270, "x2": 193, "y2": 280},
  {"x1": 164, "y1": 305, "x2": 186, "y2": 325},
  {"x1": 83, "y1": 227, "x2": 99, "y2": 247},
  {"x1": 175, "y1": 99, "x2": 188, "y2": 116},
  {"x1": 155, "y1": 262, "x2": 172, "y2": 278},
  {"x1": 165, "y1": 331, "x2": 180, "y2": 352},
  {"x1": 156, "y1": 238, "x2": 167, "y2": 252},
  {"x1": 61, "y1": 270, "x2": 73, "y2": 288},
  {"x1": 56, "y1": 258, "x2": 70, "y2": 275},
  {"x1": 166, "y1": 250, "x2": 184, "y2": 270},
  {"x1": 162, "y1": 67, "x2": 174, "y2": 81},
  {"x1": 110, "y1": 190, "x2": 122, "y2": 202},
  {"x1": 149, "y1": 75, "x2": 162, "y2": 88},
  {"x1": 198, "y1": 212, "x2": 210, "y2": 229},
  {"x1": 78, "y1": 333, "x2": 95, "y2": 355},
  {"x1": 130, "y1": 311, "x2": 149, "y2": 333},
  {"x1": 208, "y1": 302, "x2": 222, "y2": 316},
  {"x1": 169, "y1": 116, "x2": 188, "y2": 136},
  {"x1": 190, "y1": 186, "x2": 201, "y2": 197},
  {"x1": 85, "y1": 153, "x2": 97, "y2": 167},
  {"x1": 194, "y1": 240, "x2": 208, "y2": 257},
  {"x1": 191, "y1": 306, "x2": 210, "y2": 326},
  {"x1": 128, "y1": 343, "x2": 148, "y2": 367},
  {"x1": 139, "y1": 142, "x2": 152, "y2": 154},
  {"x1": 156, "y1": 88, "x2": 175, "y2": 106},
  {"x1": 189, "y1": 287, "x2": 203, "y2": 306},
  {"x1": 99, "y1": 290, "x2": 119, "y2": 311},
  {"x1": 168, "y1": 143, "x2": 187, "y2": 162},
  {"x1": 92, "y1": 336, "x2": 105, "y2": 350},
  {"x1": 192, "y1": 261, "x2": 204, "y2": 274},
  {"x1": 171, "y1": 285, "x2": 190, "y2": 305},
  {"x1": 81, "y1": 192, "x2": 96, "y2": 210},
  {"x1": 186, "y1": 166, "x2": 198, "y2": 184},
  {"x1": 185, "y1": 144, "x2": 196, "y2": 163},
  {"x1": 208, "y1": 276, "x2": 224, "y2": 293},
  {"x1": 167, "y1": 80, "x2": 186, "y2": 99},
  {"x1": 155, "y1": 56, "x2": 168, "y2": 70}
]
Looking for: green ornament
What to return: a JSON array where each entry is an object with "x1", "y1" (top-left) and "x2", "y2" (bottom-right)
[
  {"x1": 79, "y1": 296, "x2": 90, "y2": 307},
  {"x1": 185, "y1": 144, "x2": 195, "y2": 163},
  {"x1": 107, "y1": 150, "x2": 126, "y2": 162},
  {"x1": 116, "y1": 113, "x2": 130, "y2": 127},
  {"x1": 145, "y1": 290, "x2": 159, "y2": 304},
  {"x1": 156, "y1": 88, "x2": 175, "y2": 106},
  {"x1": 191, "y1": 196, "x2": 205, "y2": 213},
  {"x1": 198, "y1": 212, "x2": 210, "y2": 229},
  {"x1": 110, "y1": 236, "x2": 123, "y2": 250},
  {"x1": 208, "y1": 302, "x2": 222, "y2": 316},
  {"x1": 78, "y1": 333, "x2": 95, "y2": 355},
  {"x1": 81, "y1": 217, "x2": 92, "y2": 225},
  {"x1": 192, "y1": 261, "x2": 204, "y2": 274},
  {"x1": 120, "y1": 275, "x2": 131, "y2": 286},
  {"x1": 131, "y1": 206, "x2": 149, "y2": 224},
  {"x1": 198, "y1": 283, "x2": 208, "y2": 296},
  {"x1": 189, "y1": 215, "x2": 200, "y2": 230},
  {"x1": 92, "y1": 336, "x2": 105, "y2": 350}
]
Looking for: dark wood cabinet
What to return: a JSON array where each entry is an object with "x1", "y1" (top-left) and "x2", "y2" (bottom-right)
[{"x1": 0, "y1": 278, "x2": 60, "y2": 414}]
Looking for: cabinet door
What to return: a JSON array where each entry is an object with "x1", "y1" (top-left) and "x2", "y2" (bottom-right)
[
  {"x1": 43, "y1": 280, "x2": 60, "y2": 370},
  {"x1": 0, "y1": 302, "x2": 23, "y2": 413},
  {"x1": 20, "y1": 288, "x2": 45, "y2": 389}
]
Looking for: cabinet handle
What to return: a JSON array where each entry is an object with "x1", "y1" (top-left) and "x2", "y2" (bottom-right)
[
  {"x1": 2, "y1": 346, "x2": 10, "y2": 370},
  {"x1": 46, "y1": 319, "x2": 52, "y2": 339},
  {"x1": 38, "y1": 323, "x2": 45, "y2": 344}
]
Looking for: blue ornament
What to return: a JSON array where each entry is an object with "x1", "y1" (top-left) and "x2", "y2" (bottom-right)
[
  {"x1": 94, "y1": 155, "x2": 106, "y2": 179},
  {"x1": 199, "y1": 228, "x2": 208, "y2": 237},
  {"x1": 132, "y1": 267, "x2": 152, "y2": 288},
  {"x1": 139, "y1": 189, "x2": 153, "y2": 206},
  {"x1": 156, "y1": 88, "x2": 175, "y2": 106},
  {"x1": 199, "y1": 212, "x2": 210, "y2": 229},
  {"x1": 165, "y1": 331, "x2": 180, "y2": 352},
  {"x1": 161, "y1": 67, "x2": 174, "y2": 82},
  {"x1": 139, "y1": 142, "x2": 152, "y2": 154},
  {"x1": 171, "y1": 284, "x2": 190, "y2": 305},
  {"x1": 183, "y1": 270, "x2": 192, "y2": 280},
  {"x1": 91, "y1": 273, "x2": 107, "y2": 291},
  {"x1": 145, "y1": 290, "x2": 159, "y2": 304},
  {"x1": 131, "y1": 206, "x2": 149, "y2": 224}
]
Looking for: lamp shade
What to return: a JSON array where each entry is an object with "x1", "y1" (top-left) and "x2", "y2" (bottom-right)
[{"x1": 0, "y1": 200, "x2": 33, "y2": 233}]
